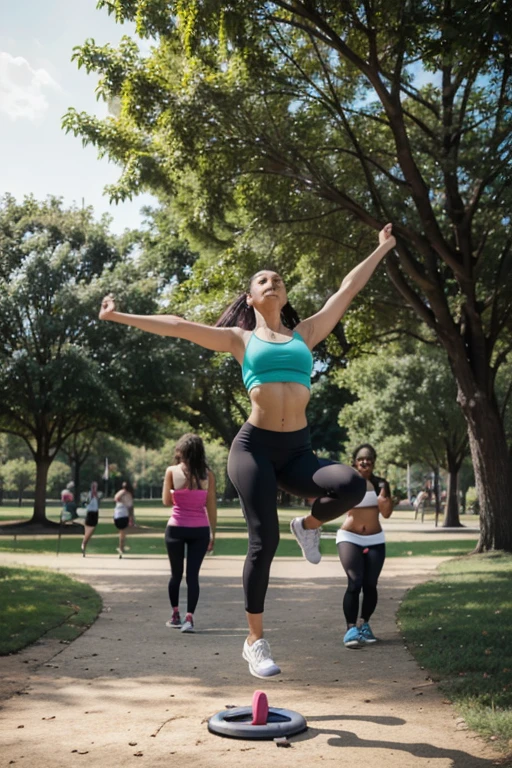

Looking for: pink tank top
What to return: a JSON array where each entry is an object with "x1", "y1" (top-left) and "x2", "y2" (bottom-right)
[{"x1": 168, "y1": 488, "x2": 209, "y2": 527}]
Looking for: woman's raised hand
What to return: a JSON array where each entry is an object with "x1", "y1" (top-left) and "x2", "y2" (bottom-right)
[
  {"x1": 379, "y1": 223, "x2": 396, "y2": 250},
  {"x1": 99, "y1": 294, "x2": 116, "y2": 320}
]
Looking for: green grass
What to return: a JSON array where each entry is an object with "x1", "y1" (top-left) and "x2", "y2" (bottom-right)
[
  {"x1": 0, "y1": 520, "x2": 478, "y2": 557},
  {"x1": 398, "y1": 552, "x2": 512, "y2": 756},
  {"x1": 0, "y1": 565, "x2": 102, "y2": 655}
]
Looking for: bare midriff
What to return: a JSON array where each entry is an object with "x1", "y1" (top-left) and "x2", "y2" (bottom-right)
[
  {"x1": 247, "y1": 382, "x2": 310, "y2": 432},
  {"x1": 342, "y1": 507, "x2": 382, "y2": 536}
]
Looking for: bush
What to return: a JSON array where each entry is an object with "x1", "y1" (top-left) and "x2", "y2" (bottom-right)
[{"x1": 466, "y1": 486, "x2": 479, "y2": 514}]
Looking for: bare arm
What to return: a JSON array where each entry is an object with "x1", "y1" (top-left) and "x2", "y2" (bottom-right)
[
  {"x1": 378, "y1": 481, "x2": 394, "y2": 519},
  {"x1": 206, "y1": 471, "x2": 217, "y2": 551},
  {"x1": 162, "y1": 466, "x2": 174, "y2": 508},
  {"x1": 99, "y1": 296, "x2": 246, "y2": 360},
  {"x1": 298, "y1": 224, "x2": 396, "y2": 349}
]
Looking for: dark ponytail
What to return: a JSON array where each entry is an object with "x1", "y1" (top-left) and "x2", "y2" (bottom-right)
[
  {"x1": 215, "y1": 293, "x2": 256, "y2": 330},
  {"x1": 174, "y1": 433, "x2": 209, "y2": 489},
  {"x1": 215, "y1": 275, "x2": 301, "y2": 331},
  {"x1": 281, "y1": 302, "x2": 300, "y2": 330}
]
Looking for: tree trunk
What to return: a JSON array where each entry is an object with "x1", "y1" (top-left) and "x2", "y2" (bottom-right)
[
  {"x1": 443, "y1": 454, "x2": 463, "y2": 527},
  {"x1": 30, "y1": 458, "x2": 51, "y2": 524},
  {"x1": 443, "y1": 468, "x2": 461, "y2": 527},
  {"x1": 73, "y1": 462, "x2": 81, "y2": 503},
  {"x1": 458, "y1": 388, "x2": 512, "y2": 552},
  {"x1": 431, "y1": 467, "x2": 440, "y2": 527}
]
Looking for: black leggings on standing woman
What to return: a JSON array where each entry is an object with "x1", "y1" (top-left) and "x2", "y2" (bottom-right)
[
  {"x1": 165, "y1": 526, "x2": 210, "y2": 614},
  {"x1": 337, "y1": 541, "x2": 386, "y2": 624},
  {"x1": 227, "y1": 423, "x2": 366, "y2": 614}
]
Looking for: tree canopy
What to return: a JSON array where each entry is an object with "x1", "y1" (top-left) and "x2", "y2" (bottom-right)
[
  {"x1": 63, "y1": 0, "x2": 512, "y2": 550},
  {"x1": 0, "y1": 195, "x2": 196, "y2": 523},
  {"x1": 337, "y1": 341, "x2": 469, "y2": 525}
]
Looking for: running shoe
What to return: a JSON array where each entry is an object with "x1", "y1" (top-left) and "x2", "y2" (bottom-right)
[
  {"x1": 165, "y1": 612, "x2": 182, "y2": 628},
  {"x1": 181, "y1": 615, "x2": 195, "y2": 633},
  {"x1": 243, "y1": 639, "x2": 281, "y2": 679},
  {"x1": 343, "y1": 626, "x2": 363, "y2": 648},
  {"x1": 290, "y1": 517, "x2": 321, "y2": 564},
  {"x1": 360, "y1": 622, "x2": 377, "y2": 643}
]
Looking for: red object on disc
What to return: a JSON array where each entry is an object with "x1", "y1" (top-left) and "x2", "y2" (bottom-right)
[{"x1": 251, "y1": 690, "x2": 269, "y2": 725}]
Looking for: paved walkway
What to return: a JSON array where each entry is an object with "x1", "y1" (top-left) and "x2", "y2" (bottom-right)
[{"x1": 0, "y1": 548, "x2": 502, "y2": 768}]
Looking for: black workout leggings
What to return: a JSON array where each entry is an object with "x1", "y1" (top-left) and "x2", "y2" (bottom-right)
[
  {"x1": 227, "y1": 423, "x2": 366, "y2": 614},
  {"x1": 337, "y1": 541, "x2": 386, "y2": 625},
  {"x1": 165, "y1": 525, "x2": 210, "y2": 614}
]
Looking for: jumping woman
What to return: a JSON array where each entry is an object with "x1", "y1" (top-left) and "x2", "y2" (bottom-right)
[{"x1": 99, "y1": 223, "x2": 396, "y2": 678}]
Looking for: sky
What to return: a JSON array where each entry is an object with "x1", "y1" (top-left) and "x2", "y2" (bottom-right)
[
  {"x1": 0, "y1": 2, "x2": 441, "y2": 237},
  {"x1": 0, "y1": 0, "x2": 157, "y2": 234}
]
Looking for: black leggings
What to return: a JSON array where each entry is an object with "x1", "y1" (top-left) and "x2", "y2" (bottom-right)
[
  {"x1": 165, "y1": 526, "x2": 210, "y2": 614},
  {"x1": 227, "y1": 423, "x2": 366, "y2": 613},
  {"x1": 337, "y1": 541, "x2": 386, "y2": 625}
]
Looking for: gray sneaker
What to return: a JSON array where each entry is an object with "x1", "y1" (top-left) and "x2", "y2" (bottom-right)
[
  {"x1": 243, "y1": 639, "x2": 281, "y2": 679},
  {"x1": 290, "y1": 517, "x2": 321, "y2": 564}
]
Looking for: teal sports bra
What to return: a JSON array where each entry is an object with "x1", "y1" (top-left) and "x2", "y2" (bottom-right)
[{"x1": 242, "y1": 331, "x2": 313, "y2": 392}]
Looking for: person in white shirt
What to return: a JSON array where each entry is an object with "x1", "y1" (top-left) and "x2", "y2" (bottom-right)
[
  {"x1": 81, "y1": 481, "x2": 100, "y2": 557},
  {"x1": 113, "y1": 480, "x2": 134, "y2": 557}
]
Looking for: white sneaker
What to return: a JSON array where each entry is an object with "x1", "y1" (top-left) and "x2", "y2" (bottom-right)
[
  {"x1": 181, "y1": 617, "x2": 195, "y2": 633},
  {"x1": 243, "y1": 639, "x2": 281, "y2": 679},
  {"x1": 290, "y1": 517, "x2": 321, "y2": 564}
]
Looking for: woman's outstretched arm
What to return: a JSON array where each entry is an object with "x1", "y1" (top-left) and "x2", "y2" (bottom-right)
[
  {"x1": 297, "y1": 224, "x2": 396, "y2": 348},
  {"x1": 99, "y1": 295, "x2": 246, "y2": 358}
]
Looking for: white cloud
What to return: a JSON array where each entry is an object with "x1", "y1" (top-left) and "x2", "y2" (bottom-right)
[{"x1": 0, "y1": 51, "x2": 61, "y2": 121}]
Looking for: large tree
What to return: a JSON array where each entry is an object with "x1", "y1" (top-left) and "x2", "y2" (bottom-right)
[
  {"x1": 337, "y1": 343, "x2": 470, "y2": 526},
  {"x1": 0, "y1": 195, "x2": 195, "y2": 525},
  {"x1": 64, "y1": 1, "x2": 512, "y2": 550}
]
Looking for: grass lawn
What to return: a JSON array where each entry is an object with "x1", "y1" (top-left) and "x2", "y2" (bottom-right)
[
  {"x1": 398, "y1": 552, "x2": 512, "y2": 757},
  {"x1": 0, "y1": 530, "x2": 479, "y2": 557},
  {"x1": 0, "y1": 510, "x2": 478, "y2": 557},
  {"x1": 0, "y1": 565, "x2": 102, "y2": 655},
  {"x1": 0, "y1": 505, "x2": 478, "y2": 557}
]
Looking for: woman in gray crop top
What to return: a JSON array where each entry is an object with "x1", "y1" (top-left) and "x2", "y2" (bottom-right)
[{"x1": 99, "y1": 223, "x2": 396, "y2": 679}]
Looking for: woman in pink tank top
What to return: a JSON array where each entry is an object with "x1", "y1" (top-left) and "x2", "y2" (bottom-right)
[{"x1": 162, "y1": 434, "x2": 217, "y2": 634}]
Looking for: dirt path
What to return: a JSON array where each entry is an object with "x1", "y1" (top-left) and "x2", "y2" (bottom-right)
[{"x1": 0, "y1": 552, "x2": 502, "y2": 767}]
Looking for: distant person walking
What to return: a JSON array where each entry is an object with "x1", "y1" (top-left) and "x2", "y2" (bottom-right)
[
  {"x1": 60, "y1": 482, "x2": 76, "y2": 522},
  {"x1": 81, "y1": 481, "x2": 100, "y2": 556},
  {"x1": 414, "y1": 489, "x2": 429, "y2": 522},
  {"x1": 113, "y1": 481, "x2": 134, "y2": 557},
  {"x1": 162, "y1": 434, "x2": 217, "y2": 634}
]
